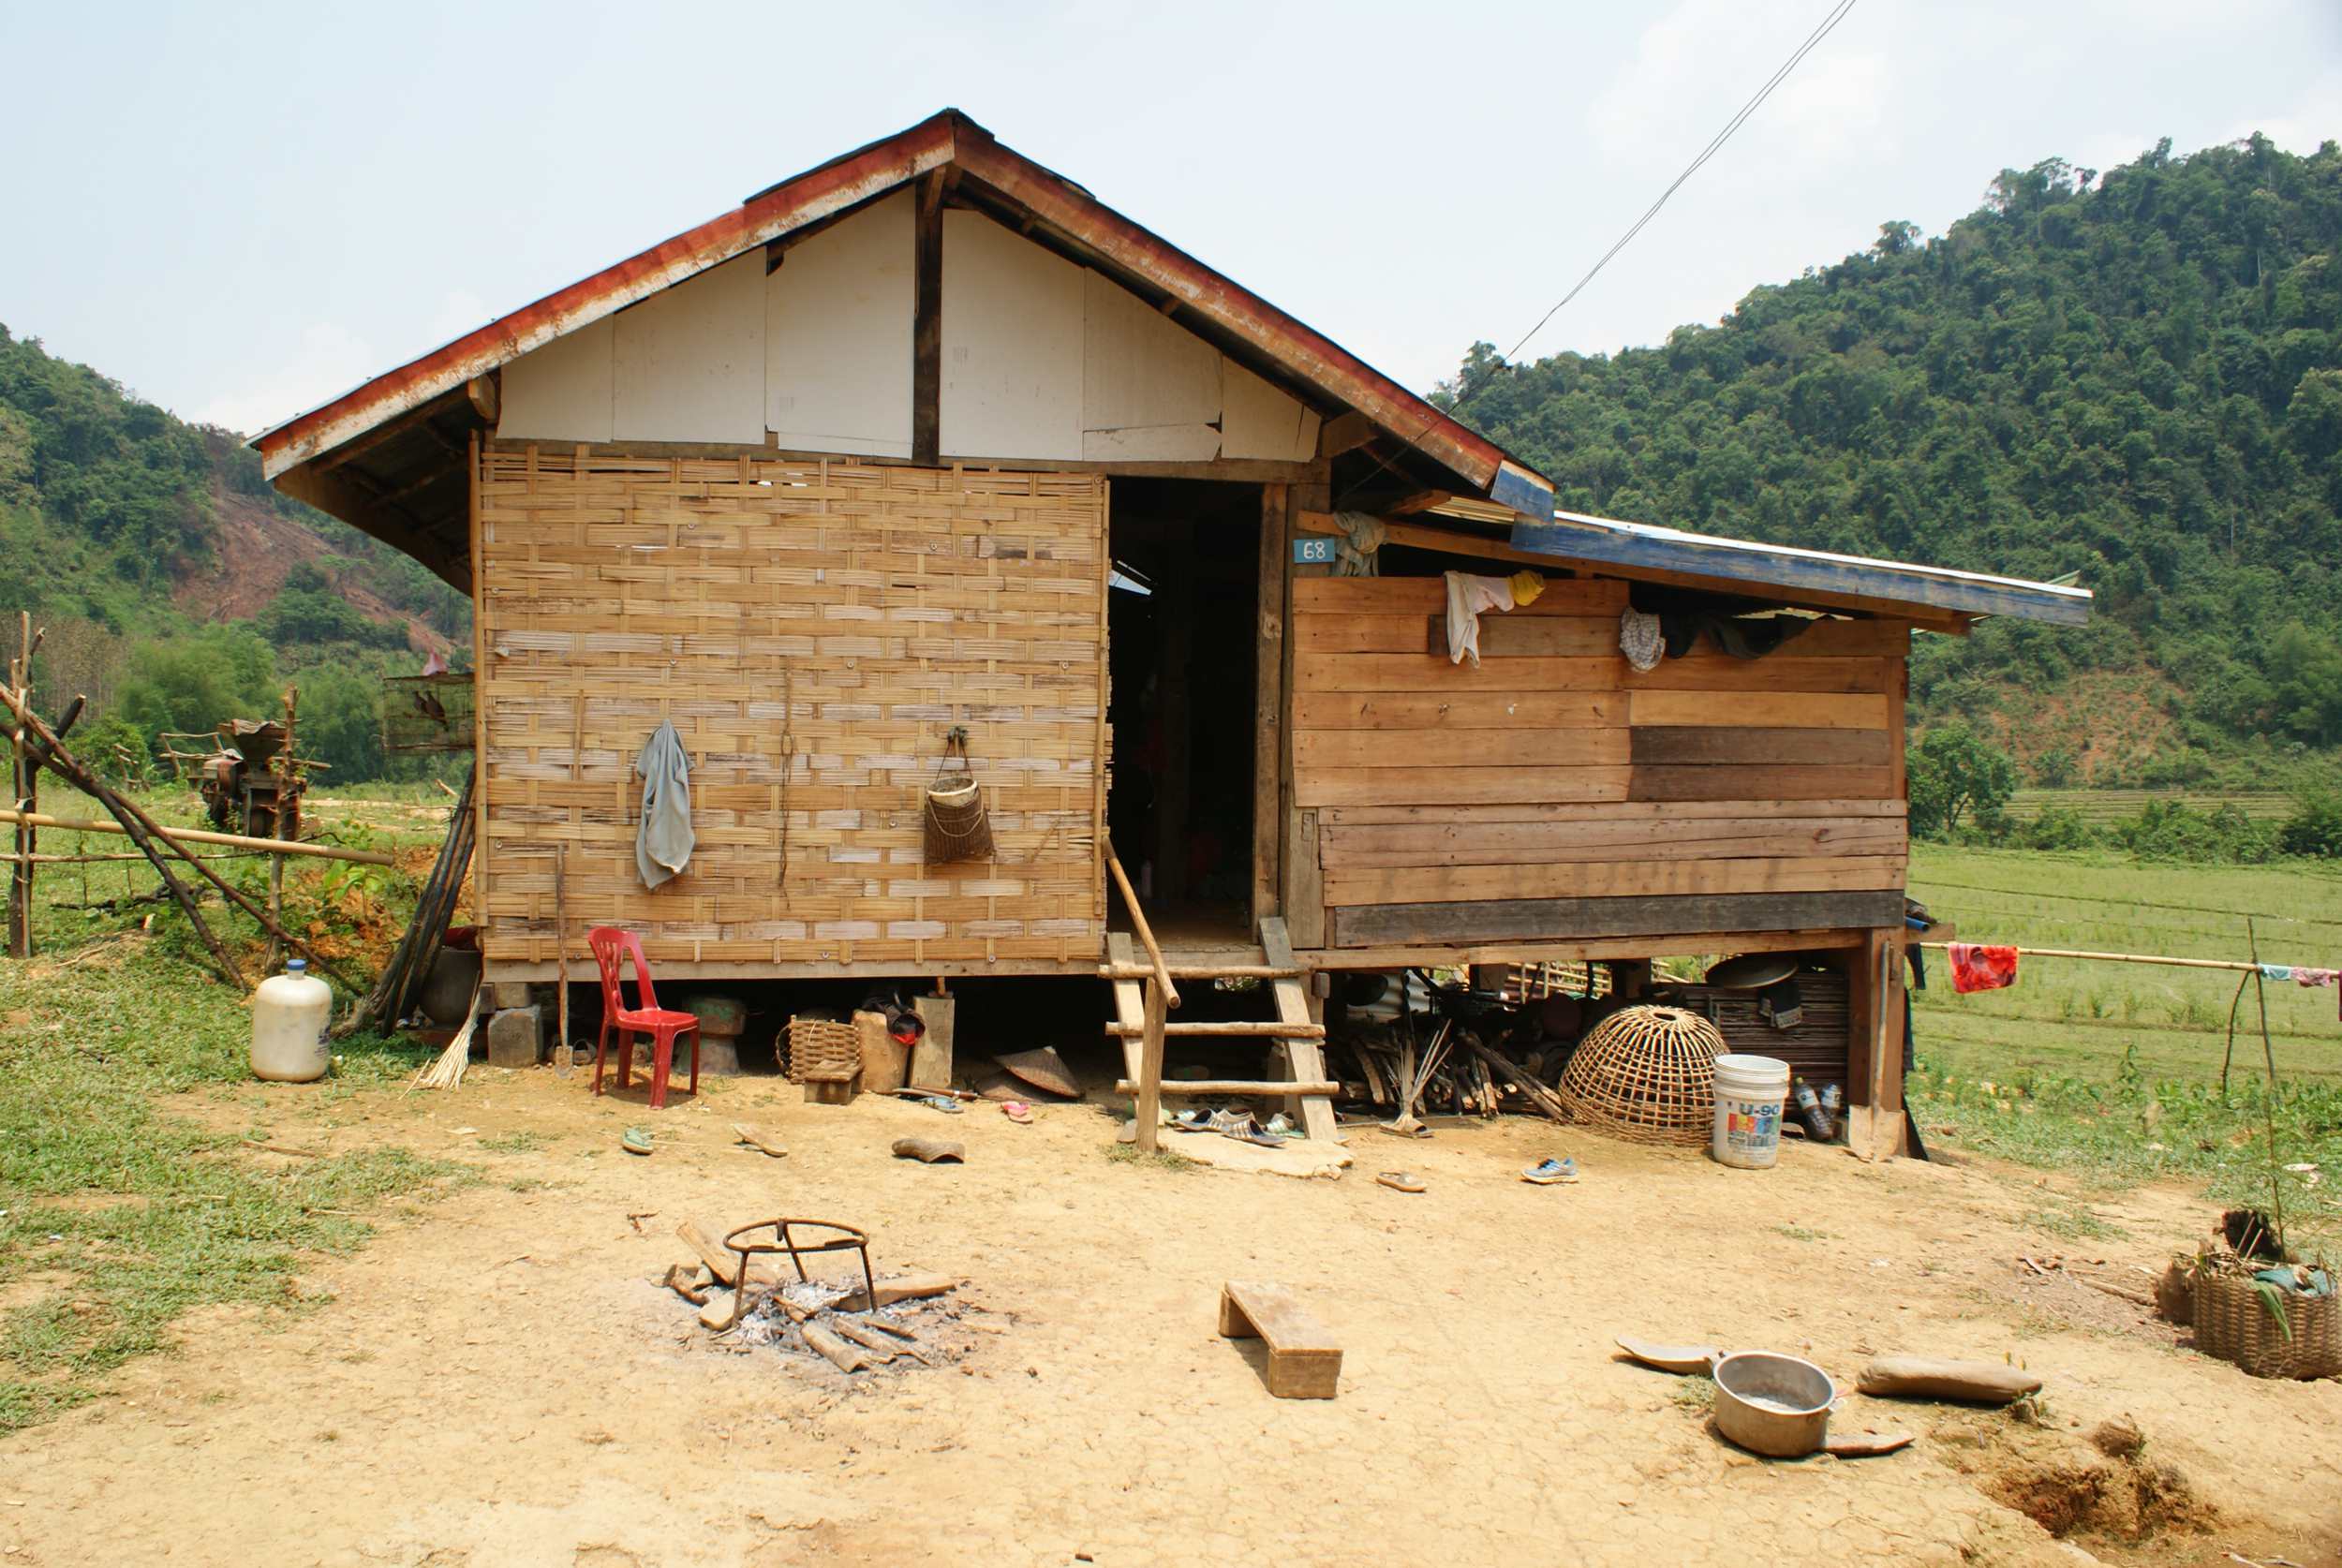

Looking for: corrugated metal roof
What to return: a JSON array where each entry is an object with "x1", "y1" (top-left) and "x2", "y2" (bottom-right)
[{"x1": 1506, "y1": 509, "x2": 2091, "y2": 627}]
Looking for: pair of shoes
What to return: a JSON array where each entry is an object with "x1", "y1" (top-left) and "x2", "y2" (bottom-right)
[
  {"x1": 919, "y1": 1094, "x2": 964, "y2": 1115},
  {"x1": 1520, "y1": 1156, "x2": 1578, "y2": 1185},
  {"x1": 1001, "y1": 1101, "x2": 1035, "y2": 1124},
  {"x1": 1208, "y1": 1108, "x2": 1282, "y2": 1148},
  {"x1": 621, "y1": 1126, "x2": 654, "y2": 1157}
]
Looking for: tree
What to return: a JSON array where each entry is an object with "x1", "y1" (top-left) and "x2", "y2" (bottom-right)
[
  {"x1": 293, "y1": 666, "x2": 385, "y2": 782},
  {"x1": 1907, "y1": 723, "x2": 2018, "y2": 837}
]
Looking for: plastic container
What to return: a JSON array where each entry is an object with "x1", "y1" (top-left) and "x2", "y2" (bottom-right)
[
  {"x1": 1712, "y1": 1351, "x2": 1834, "y2": 1457},
  {"x1": 252, "y1": 959, "x2": 334, "y2": 1082},
  {"x1": 1711, "y1": 1053, "x2": 1789, "y2": 1168}
]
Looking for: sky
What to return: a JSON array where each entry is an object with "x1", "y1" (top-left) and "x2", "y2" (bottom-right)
[{"x1": 1, "y1": 0, "x2": 2335, "y2": 438}]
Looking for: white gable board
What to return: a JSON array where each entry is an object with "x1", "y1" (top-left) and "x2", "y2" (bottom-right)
[
  {"x1": 612, "y1": 251, "x2": 766, "y2": 445},
  {"x1": 1222, "y1": 357, "x2": 1321, "y2": 462},
  {"x1": 493, "y1": 203, "x2": 1328, "y2": 468},
  {"x1": 497, "y1": 314, "x2": 615, "y2": 443},
  {"x1": 766, "y1": 191, "x2": 914, "y2": 458},
  {"x1": 940, "y1": 209, "x2": 1086, "y2": 463}
]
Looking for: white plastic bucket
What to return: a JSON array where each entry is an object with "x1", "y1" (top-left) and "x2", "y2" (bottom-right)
[
  {"x1": 252, "y1": 959, "x2": 333, "y2": 1083},
  {"x1": 1711, "y1": 1053, "x2": 1790, "y2": 1169}
]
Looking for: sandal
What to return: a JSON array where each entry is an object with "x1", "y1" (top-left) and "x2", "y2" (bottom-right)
[
  {"x1": 1002, "y1": 1101, "x2": 1035, "y2": 1124},
  {"x1": 1376, "y1": 1171, "x2": 1427, "y2": 1193},
  {"x1": 1520, "y1": 1157, "x2": 1578, "y2": 1185},
  {"x1": 621, "y1": 1126, "x2": 654, "y2": 1157}
]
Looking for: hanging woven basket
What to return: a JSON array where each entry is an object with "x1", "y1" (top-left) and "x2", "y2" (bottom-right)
[
  {"x1": 923, "y1": 727, "x2": 994, "y2": 864},
  {"x1": 1555, "y1": 1004, "x2": 1728, "y2": 1146}
]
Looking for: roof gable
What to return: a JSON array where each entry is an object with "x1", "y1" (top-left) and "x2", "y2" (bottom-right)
[{"x1": 255, "y1": 110, "x2": 1547, "y2": 515}]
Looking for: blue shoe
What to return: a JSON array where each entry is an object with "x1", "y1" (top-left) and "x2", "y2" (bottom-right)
[{"x1": 1521, "y1": 1157, "x2": 1578, "y2": 1185}]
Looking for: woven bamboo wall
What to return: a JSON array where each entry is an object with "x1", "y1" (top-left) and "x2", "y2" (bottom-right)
[{"x1": 475, "y1": 446, "x2": 1108, "y2": 973}]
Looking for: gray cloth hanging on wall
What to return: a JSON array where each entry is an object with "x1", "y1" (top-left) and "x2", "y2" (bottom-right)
[{"x1": 633, "y1": 720, "x2": 694, "y2": 890}]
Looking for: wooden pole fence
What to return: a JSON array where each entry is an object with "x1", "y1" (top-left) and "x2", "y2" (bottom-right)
[{"x1": 0, "y1": 808, "x2": 394, "y2": 865}]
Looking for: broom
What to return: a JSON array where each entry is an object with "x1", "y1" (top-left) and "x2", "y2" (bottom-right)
[{"x1": 413, "y1": 977, "x2": 484, "y2": 1090}]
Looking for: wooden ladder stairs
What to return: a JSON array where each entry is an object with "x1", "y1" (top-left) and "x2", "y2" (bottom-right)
[{"x1": 1100, "y1": 918, "x2": 1341, "y2": 1149}]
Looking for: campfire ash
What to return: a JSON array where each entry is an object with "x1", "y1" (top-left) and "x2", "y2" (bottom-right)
[{"x1": 662, "y1": 1221, "x2": 991, "y2": 1375}]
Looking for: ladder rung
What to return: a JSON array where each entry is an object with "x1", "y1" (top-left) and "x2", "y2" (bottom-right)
[
  {"x1": 1104, "y1": 1021, "x2": 1325, "y2": 1039},
  {"x1": 1114, "y1": 1079, "x2": 1341, "y2": 1098},
  {"x1": 1098, "y1": 963, "x2": 1300, "y2": 981}
]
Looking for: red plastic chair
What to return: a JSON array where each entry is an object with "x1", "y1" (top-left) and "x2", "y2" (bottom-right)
[{"x1": 586, "y1": 926, "x2": 701, "y2": 1109}]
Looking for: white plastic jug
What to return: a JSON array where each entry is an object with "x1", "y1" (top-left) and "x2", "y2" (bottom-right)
[
  {"x1": 1711, "y1": 1053, "x2": 1790, "y2": 1169},
  {"x1": 252, "y1": 959, "x2": 333, "y2": 1082}
]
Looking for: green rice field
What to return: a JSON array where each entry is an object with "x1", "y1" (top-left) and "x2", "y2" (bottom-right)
[{"x1": 1907, "y1": 843, "x2": 2342, "y2": 1086}]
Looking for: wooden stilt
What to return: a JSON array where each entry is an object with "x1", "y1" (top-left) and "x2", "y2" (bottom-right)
[
  {"x1": 1135, "y1": 975, "x2": 1167, "y2": 1155},
  {"x1": 9, "y1": 611, "x2": 33, "y2": 959}
]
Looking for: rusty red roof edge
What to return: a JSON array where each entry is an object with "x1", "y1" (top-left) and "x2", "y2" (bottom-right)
[{"x1": 256, "y1": 109, "x2": 1547, "y2": 504}]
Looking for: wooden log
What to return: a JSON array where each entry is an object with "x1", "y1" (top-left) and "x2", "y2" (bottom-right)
[
  {"x1": 800, "y1": 1321, "x2": 871, "y2": 1373},
  {"x1": 826, "y1": 1317, "x2": 900, "y2": 1363},
  {"x1": 837, "y1": 1272, "x2": 956, "y2": 1312},
  {"x1": 1459, "y1": 1038, "x2": 1571, "y2": 1125},
  {"x1": 0, "y1": 808, "x2": 397, "y2": 865},
  {"x1": 1854, "y1": 1357, "x2": 2042, "y2": 1405}
]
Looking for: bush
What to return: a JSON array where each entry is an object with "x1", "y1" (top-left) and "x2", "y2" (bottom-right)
[
  {"x1": 2112, "y1": 800, "x2": 2277, "y2": 863},
  {"x1": 2021, "y1": 804, "x2": 2097, "y2": 851},
  {"x1": 70, "y1": 713, "x2": 152, "y2": 785},
  {"x1": 2279, "y1": 791, "x2": 2342, "y2": 858}
]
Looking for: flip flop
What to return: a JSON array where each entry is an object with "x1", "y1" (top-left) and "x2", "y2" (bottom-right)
[
  {"x1": 1001, "y1": 1102, "x2": 1035, "y2": 1124},
  {"x1": 1376, "y1": 1171, "x2": 1427, "y2": 1193},
  {"x1": 732, "y1": 1122, "x2": 787, "y2": 1157},
  {"x1": 1520, "y1": 1157, "x2": 1578, "y2": 1185},
  {"x1": 621, "y1": 1126, "x2": 653, "y2": 1157}
]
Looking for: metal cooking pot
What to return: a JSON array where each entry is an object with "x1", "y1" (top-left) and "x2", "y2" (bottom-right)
[{"x1": 1711, "y1": 1351, "x2": 1834, "y2": 1457}]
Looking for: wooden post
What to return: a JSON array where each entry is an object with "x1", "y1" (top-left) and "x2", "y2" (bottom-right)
[
  {"x1": 266, "y1": 685, "x2": 296, "y2": 972},
  {"x1": 9, "y1": 610, "x2": 32, "y2": 958},
  {"x1": 1277, "y1": 467, "x2": 1332, "y2": 948},
  {"x1": 1134, "y1": 975, "x2": 1167, "y2": 1154},
  {"x1": 554, "y1": 840, "x2": 570, "y2": 1061},
  {"x1": 1846, "y1": 928, "x2": 1905, "y2": 1160},
  {"x1": 1251, "y1": 483, "x2": 1284, "y2": 930}
]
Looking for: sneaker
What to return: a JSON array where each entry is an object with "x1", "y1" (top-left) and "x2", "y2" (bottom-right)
[{"x1": 1520, "y1": 1157, "x2": 1578, "y2": 1185}]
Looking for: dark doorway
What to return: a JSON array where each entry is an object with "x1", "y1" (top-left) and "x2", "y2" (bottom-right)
[{"x1": 1105, "y1": 479, "x2": 1260, "y2": 948}]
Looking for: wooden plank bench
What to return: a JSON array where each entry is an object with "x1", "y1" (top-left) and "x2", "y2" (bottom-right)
[{"x1": 1219, "y1": 1280, "x2": 1341, "y2": 1398}]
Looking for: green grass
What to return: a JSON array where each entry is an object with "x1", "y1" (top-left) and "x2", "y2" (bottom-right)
[
  {"x1": 0, "y1": 783, "x2": 467, "y2": 1433},
  {"x1": 1905, "y1": 844, "x2": 2342, "y2": 1250}
]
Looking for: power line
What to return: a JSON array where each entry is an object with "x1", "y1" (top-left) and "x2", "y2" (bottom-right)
[{"x1": 1336, "y1": 0, "x2": 1862, "y2": 509}]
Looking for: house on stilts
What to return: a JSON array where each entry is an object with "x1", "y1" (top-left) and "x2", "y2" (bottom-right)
[{"x1": 254, "y1": 110, "x2": 2087, "y2": 1154}]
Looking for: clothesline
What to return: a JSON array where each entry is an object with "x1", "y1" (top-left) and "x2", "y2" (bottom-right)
[{"x1": 1914, "y1": 940, "x2": 2261, "y2": 974}]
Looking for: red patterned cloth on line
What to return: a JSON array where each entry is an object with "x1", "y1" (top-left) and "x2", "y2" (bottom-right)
[
  {"x1": 1949, "y1": 943, "x2": 2019, "y2": 995},
  {"x1": 2294, "y1": 967, "x2": 2341, "y2": 1021}
]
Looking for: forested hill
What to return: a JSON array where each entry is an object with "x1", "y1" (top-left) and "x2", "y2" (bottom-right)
[
  {"x1": 1449, "y1": 133, "x2": 2342, "y2": 790},
  {"x1": 0, "y1": 325, "x2": 470, "y2": 778}
]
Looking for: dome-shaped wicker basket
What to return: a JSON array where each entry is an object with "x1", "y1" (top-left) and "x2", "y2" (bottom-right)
[{"x1": 1556, "y1": 1004, "x2": 1727, "y2": 1146}]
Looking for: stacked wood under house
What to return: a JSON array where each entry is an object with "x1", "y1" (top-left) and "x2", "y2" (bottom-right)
[{"x1": 251, "y1": 110, "x2": 2087, "y2": 1157}]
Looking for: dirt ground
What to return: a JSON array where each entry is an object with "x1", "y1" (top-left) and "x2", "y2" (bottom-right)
[{"x1": 5, "y1": 1065, "x2": 2339, "y2": 1568}]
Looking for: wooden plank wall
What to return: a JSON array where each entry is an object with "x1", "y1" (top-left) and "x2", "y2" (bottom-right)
[
  {"x1": 474, "y1": 447, "x2": 1108, "y2": 971},
  {"x1": 1289, "y1": 576, "x2": 1910, "y2": 948}
]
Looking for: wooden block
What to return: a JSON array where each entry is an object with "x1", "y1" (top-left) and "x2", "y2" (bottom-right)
[
  {"x1": 800, "y1": 1321, "x2": 871, "y2": 1373},
  {"x1": 484, "y1": 1006, "x2": 541, "y2": 1068},
  {"x1": 1327, "y1": 889, "x2": 1906, "y2": 949},
  {"x1": 804, "y1": 1077, "x2": 858, "y2": 1105},
  {"x1": 1219, "y1": 1280, "x2": 1341, "y2": 1399},
  {"x1": 837, "y1": 1271, "x2": 957, "y2": 1312},
  {"x1": 910, "y1": 993, "x2": 955, "y2": 1089}
]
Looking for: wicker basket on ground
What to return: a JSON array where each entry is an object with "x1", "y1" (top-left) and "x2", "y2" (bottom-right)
[
  {"x1": 1555, "y1": 1004, "x2": 1727, "y2": 1146},
  {"x1": 787, "y1": 1015, "x2": 861, "y2": 1086},
  {"x1": 2190, "y1": 1265, "x2": 2342, "y2": 1380}
]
